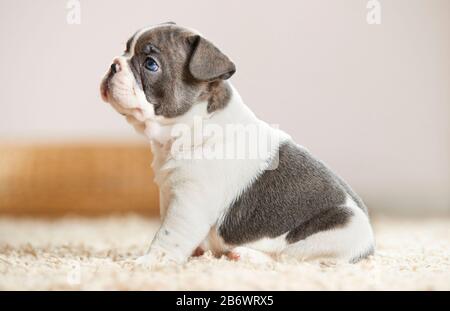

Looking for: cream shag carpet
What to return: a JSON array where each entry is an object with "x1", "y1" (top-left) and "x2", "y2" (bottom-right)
[{"x1": 0, "y1": 215, "x2": 449, "y2": 290}]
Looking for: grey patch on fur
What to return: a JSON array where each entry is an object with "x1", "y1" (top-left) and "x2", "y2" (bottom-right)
[
  {"x1": 336, "y1": 177, "x2": 368, "y2": 215},
  {"x1": 349, "y1": 245, "x2": 375, "y2": 263},
  {"x1": 200, "y1": 80, "x2": 232, "y2": 113},
  {"x1": 218, "y1": 141, "x2": 367, "y2": 246},
  {"x1": 125, "y1": 37, "x2": 133, "y2": 54},
  {"x1": 124, "y1": 25, "x2": 235, "y2": 118}
]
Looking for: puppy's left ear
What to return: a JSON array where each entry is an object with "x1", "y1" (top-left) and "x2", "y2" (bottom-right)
[{"x1": 188, "y1": 35, "x2": 236, "y2": 82}]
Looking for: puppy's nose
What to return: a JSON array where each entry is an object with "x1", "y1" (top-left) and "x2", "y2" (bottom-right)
[
  {"x1": 110, "y1": 63, "x2": 119, "y2": 74},
  {"x1": 110, "y1": 57, "x2": 125, "y2": 74}
]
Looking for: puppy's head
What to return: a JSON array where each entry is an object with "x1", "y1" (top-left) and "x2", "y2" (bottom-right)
[{"x1": 100, "y1": 23, "x2": 236, "y2": 127}]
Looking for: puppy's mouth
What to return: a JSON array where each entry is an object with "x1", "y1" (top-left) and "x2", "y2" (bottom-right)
[
  {"x1": 101, "y1": 82, "x2": 153, "y2": 126},
  {"x1": 99, "y1": 74, "x2": 112, "y2": 103},
  {"x1": 100, "y1": 70, "x2": 139, "y2": 111}
]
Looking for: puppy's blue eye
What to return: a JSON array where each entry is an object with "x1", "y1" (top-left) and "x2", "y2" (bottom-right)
[{"x1": 144, "y1": 57, "x2": 159, "y2": 72}]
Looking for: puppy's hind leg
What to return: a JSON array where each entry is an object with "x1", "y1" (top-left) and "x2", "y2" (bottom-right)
[
  {"x1": 226, "y1": 246, "x2": 273, "y2": 264},
  {"x1": 283, "y1": 200, "x2": 375, "y2": 263}
]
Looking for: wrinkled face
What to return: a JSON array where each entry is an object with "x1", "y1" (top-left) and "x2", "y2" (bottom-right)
[{"x1": 100, "y1": 23, "x2": 236, "y2": 129}]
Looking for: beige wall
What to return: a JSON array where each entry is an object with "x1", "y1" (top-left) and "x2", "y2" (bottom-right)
[{"x1": 0, "y1": 0, "x2": 449, "y2": 213}]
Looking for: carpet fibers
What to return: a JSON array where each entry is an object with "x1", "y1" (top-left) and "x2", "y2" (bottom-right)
[{"x1": 0, "y1": 215, "x2": 449, "y2": 290}]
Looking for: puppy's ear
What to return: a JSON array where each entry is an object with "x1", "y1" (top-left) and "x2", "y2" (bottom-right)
[{"x1": 188, "y1": 35, "x2": 236, "y2": 82}]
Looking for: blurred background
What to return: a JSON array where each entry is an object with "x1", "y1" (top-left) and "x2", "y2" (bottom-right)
[{"x1": 0, "y1": 0, "x2": 448, "y2": 217}]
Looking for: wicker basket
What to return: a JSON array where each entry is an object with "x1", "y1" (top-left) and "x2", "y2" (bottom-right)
[{"x1": 0, "y1": 143, "x2": 159, "y2": 217}]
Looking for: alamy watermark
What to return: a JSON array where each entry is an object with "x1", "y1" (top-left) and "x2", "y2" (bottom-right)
[
  {"x1": 66, "y1": 261, "x2": 81, "y2": 285},
  {"x1": 66, "y1": 0, "x2": 81, "y2": 25},
  {"x1": 367, "y1": 0, "x2": 381, "y2": 25},
  {"x1": 168, "y1": 117, "x2": 282, "y2": 170}
]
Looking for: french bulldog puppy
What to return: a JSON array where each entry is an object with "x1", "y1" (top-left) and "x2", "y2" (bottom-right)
[{"x1": 100, "y1": 23, "x2": 374, "y2": 265}]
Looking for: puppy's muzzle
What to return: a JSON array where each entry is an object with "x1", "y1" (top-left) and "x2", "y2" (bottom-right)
[
  {"x1": 100, "y1": 58, "x2": 125, "y2": 102},
  {"x1": 110, "y1": 63, "x2": 119, "y2": 75}
]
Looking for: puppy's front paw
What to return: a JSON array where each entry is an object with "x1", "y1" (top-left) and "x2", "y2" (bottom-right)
[
  {"x1": 135, "y1": 254, "x2": 159, "y2": 267},
  {"x1": 135, "y1": 249, "x2": 180, "y2": 268}
]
